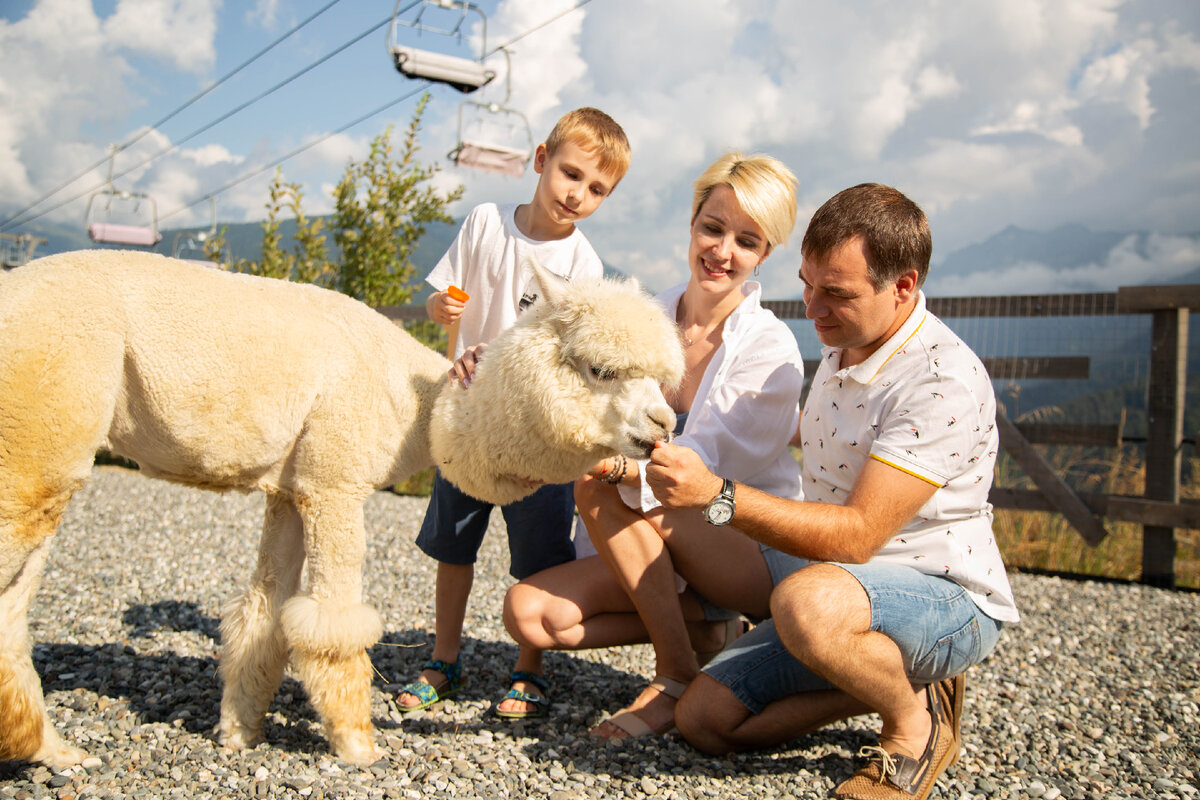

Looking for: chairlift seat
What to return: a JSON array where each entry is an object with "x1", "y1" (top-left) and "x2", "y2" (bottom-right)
[
  {"x1": 88, "y1": 223, "x2": 163, "y2": 247},
  {"x1": 391, "y1": 45, "x2": 495, "y2": 93},
  {"x1": 453, "y1": 141, "x2": 530, "y2": 177}
]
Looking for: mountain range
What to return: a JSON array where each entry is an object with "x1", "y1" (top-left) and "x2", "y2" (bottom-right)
[
  {"x1": 16, "y1": 216, "x2": 1200, "y2": 293},
  {"x1": 5, "y1": 215, "x2": 1197, "y2": 437}
]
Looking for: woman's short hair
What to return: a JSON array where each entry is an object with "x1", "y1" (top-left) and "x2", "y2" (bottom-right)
[
  {"x1": 691, "y1": 152, "x2": 799, "y2": 250},
  {"x1": 544, "y1": 107, "x2": 632, "y2": 185},
  {"x1": 801, "y1": 183, "x2": 931, "y2": 290}
]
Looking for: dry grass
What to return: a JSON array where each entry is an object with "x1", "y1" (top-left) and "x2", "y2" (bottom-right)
[{"x1": 992, "y1": 447, "x2": 1199, "y2": 588}]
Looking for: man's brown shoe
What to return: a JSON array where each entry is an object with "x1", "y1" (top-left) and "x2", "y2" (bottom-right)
[
  {"x1": 832, "y1": 684, "x2": 959, "y2": 800},
  {"x1": 936, "y1": 673, "x2": 965, "y2": 746}
]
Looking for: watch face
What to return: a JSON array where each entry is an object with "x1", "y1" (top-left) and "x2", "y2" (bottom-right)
[{"x1": 706, "y1": 501, "x2": 734, "y2": 525}]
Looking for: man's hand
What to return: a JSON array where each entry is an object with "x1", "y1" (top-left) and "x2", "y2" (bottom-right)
[
  {"x1": 449, "y1": 342, "x2": 487, "y2": 387},
  {"x1": 644, "y1": 442, "x2": 724, "y2": 509}
]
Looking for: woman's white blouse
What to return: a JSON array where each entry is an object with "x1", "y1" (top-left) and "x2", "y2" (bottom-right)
[{"x1": 618, "y1": 280, "x2": 806, "y2": 512}]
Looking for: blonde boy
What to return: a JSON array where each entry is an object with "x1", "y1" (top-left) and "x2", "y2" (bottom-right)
[{"x1": 399, "y1": 108, "x2": 631, "y2": 718}]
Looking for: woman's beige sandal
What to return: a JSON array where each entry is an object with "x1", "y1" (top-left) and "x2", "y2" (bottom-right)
[{"x1": 591, "y1": 675, "x2": 689, "y2": 740}]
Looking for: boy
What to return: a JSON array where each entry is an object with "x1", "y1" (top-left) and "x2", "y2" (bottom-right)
[{"x1": 398, "y1": 107, "x2": 631, "y2": 719}]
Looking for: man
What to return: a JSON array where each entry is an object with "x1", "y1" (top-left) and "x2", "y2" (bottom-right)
[{"x1": 645, "y1": 183, "x2": 1019, "y2": 800}]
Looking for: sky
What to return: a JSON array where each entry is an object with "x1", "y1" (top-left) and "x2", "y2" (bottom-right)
[{"x1": 1, "y1": 0, "x2": 1199, "y2": 298}]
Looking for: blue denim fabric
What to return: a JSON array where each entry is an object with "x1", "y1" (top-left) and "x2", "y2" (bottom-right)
[{"x1": 702, "y1": 561, "x2": 1003, "y2": 714}]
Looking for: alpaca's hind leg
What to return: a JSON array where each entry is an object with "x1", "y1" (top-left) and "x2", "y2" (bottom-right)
[
  {"x1": 216, "y1": 493, "x2": 305, "y2": 751},
  {"x1": 0, "y1": 538, "x2": 88, "y2": 767},
  {"x1": 280, "y1": 492, "x2": 382, "y2": 765}
]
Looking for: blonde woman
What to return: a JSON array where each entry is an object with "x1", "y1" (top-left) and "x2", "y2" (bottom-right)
[{"x1": 499, "y1": 153, "x2": 807, "y2": 738}]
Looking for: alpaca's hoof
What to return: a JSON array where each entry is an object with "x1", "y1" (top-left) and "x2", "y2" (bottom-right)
[
  {"x1": 330, "y1": 731, "x2": 382, "y2": 766},
  {"x1": 214, "y1": 719, "x2": 264, "y2": 751},
  {"x1": 32, "y1": 739, "x2": 88, "y2": 768}
]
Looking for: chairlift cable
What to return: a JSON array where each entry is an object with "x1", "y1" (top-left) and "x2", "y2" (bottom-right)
[
  {"x1": 0, "y1": 0, "x2": 346, "y2": 233},
  {"x1": 17, "y1": 0, "x2": 598, "y2": 231},
  {"x1": 159, "y1": 85, "x2": 431, "y2": 223},
  {"x1": 1, "y1": 13, "x2": 393, "y2": 234},
  {"x1": 484, "y1": 0, "x2": 594, "y2": 57},
  {"x1": 167, "y1": 1, "x2": 597, "y2": 220}
]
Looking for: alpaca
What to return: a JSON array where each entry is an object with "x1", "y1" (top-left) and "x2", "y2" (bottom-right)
[{"x1": 0, "y1": 250, "x2": 683, "y2": 767}]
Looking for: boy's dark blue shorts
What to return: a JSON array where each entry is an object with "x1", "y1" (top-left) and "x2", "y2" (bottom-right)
[{"x1": 415, "y1": 470, "x2": 576, "y2": 579}]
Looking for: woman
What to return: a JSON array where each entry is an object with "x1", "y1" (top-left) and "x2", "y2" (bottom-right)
[{"x1": 497, "y1": 152, "x2": 808, "y2": 739}]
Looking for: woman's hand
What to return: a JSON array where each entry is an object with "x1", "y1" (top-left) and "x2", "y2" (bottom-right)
[
  {"x1": 449, "y1": 342, "x2": 488, "y2": 387},
  {"x1": 645, "y1": 442, "x2": 724, "y2": 508}
]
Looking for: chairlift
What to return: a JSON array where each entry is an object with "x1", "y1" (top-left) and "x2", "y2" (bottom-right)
[
  {"x1": 84, "y1": 146, "x2": 162, "y2": 247},
  {"x1": 171, "y1": 198, "x2": 227, "y2": 267},
  {"x1": 0, "y1": 232, "x2": 47, "y2": 269},
  {"x1": 387, "y1": 0, "x2": 496, "y2": 93},
  {"x1": 448, "y1": 50, "x2": 533, "y2": 177}
]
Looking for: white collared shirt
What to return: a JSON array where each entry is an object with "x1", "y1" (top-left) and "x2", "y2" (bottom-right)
[
  {"x1": 425, "y1": 202, "x2": 604, "y2": 358},
  {"x1": 619, "y1": 280, "x2": 806, "y2": 512},
  {"x1": 800, "y1": 293, "x2": 1019, "y2": 622}
]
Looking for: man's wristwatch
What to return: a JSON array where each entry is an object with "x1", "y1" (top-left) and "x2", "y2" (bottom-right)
[{"x1": 702, "y1": 478, "x2": 736, "y2": 526}]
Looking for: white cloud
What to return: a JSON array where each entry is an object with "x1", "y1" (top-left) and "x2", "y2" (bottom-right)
[
  {"x1": 182, "y1": 143, "x2": 241, "y2": 168},
  {"x1": 103, "y1": 0, "x2": 220, "y2": 73},
  {"x1": 1, "y1": 0, "x2": 1198, "y2": 292},
  {"x1": 245, "y1": 0, "x2": 278, "y2": 29}
]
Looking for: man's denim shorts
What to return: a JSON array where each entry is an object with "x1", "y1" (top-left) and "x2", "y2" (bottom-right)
[{"x1": 702, "y1": 561, "x2": 1004, "y2": 714}]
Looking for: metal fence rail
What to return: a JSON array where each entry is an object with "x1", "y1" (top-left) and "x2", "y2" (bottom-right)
[{"x1": 380, "y1": 283, "x2": 1199, "y2": 587}]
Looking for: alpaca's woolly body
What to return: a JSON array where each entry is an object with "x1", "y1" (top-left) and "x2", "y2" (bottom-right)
[{"x1": 0, "y1": 250, "x2": 681, "y2": 766}]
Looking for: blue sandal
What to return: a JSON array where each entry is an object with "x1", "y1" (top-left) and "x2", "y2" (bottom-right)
[
  {"x1": 494, "y1": 671, "x2": 550, "y2": 720},
  {"x1": 397, "y1": 659, "x2": 463, "y2": 713}
]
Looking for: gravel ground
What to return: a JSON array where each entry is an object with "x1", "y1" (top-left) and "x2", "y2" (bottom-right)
[{"x1": 2, "y1": 466, "x2": 1198, "y2": 799}]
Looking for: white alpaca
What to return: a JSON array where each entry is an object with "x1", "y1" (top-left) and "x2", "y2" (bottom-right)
[{"x1": 0, "y1": 250, "x2": 683, "y2": 767}]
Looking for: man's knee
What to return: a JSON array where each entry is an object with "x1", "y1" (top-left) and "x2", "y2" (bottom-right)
[
  {"x1": 675, "y1": 674, "x2": 748, "y2": 756},
  {"x1": 770, "y1": 564, "x2": 870, "y2": 653}
]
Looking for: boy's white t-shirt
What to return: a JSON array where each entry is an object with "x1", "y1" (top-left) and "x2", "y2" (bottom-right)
[{"x1": 424, "y1": 202, "x2": 605, "y2": 358}]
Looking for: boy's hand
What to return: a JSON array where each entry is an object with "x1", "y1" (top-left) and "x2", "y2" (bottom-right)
[
  {"x1": 429, "y1": 289, "x2": 467, "y2": 326},
  {"x1": 449, "y1": 343, "x2": 488, "y2": 387},
  {"x1": 644, "y1": 442, "x2": 723, "y2": 508}
]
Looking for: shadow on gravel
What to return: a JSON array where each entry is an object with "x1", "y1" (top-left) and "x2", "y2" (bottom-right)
[
  {"x1": 517, "y1": 723, "x2": 873, "y2": 783},
  {"x1": 121, "y1": 599, "x2": 221, "y2": 640},
  {"x1": 29, "y1": 639, "x2": 337, "y2": 757},
  {"x1": 370, "y1": 630, "x2": 641, "y2": 706}
]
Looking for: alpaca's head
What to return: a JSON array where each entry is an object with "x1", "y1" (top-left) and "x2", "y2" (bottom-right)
[{"x1": 429, "y1": 262, "x2": 684, "y2": 505}]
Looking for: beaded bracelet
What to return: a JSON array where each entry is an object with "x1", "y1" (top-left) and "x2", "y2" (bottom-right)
[{"x1": 601, "y1": 453, "x2": 627, "y2": 484}]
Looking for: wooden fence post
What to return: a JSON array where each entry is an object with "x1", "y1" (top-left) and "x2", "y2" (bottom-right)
[{"x1": 1143, "y1": 307, "x2": 1188, "y2": 587}]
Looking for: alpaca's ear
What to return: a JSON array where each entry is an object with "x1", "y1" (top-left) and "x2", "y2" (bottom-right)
[{"x1": 524, "y1": 257, "x2": 568, "y2": 307}]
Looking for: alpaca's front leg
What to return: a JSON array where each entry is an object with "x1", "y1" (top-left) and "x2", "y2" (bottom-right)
[
  {"x1": 280, "y1": 491, "x2": 382, "y2": 765},
  {"x1": 1, "y1": 538, "x2": 88, "y2": 767},
  {"x1": 216, "y1": 493, "x2": 305, "y2": 751}
]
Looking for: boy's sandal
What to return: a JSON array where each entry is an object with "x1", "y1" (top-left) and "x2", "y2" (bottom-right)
[
  {"x1": 592, "y1": 675, "x2": 689, "y2": 740},
  {"x1": 493, "y1": 671, "x2": 551, "y2": 720},
  {"x1": 396, "y1": 659, "x2": 463, "y2": 714}
]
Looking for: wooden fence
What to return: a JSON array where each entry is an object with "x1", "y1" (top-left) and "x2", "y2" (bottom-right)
[{"x1": 379, "y1": 283, "x2": 1199, "y2": 588}]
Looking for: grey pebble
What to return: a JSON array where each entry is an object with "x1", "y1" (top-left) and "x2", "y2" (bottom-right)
[{"x1": 2, "y1": 467, "x2": 1198, "y2": 800}]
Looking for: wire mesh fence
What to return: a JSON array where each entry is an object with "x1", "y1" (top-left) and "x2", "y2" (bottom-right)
[{"x1": 769, "y1": 288, "x2": 1199, "y2": 587}]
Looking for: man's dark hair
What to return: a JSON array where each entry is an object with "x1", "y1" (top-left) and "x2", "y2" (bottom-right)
[{"x1": 801, "y1": 183, "x2": 931, "y2": 290}]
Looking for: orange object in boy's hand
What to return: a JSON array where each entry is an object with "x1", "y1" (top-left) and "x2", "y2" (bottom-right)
[{"x1": 447, "y1": 286, "x2": 470, "y2": 302}]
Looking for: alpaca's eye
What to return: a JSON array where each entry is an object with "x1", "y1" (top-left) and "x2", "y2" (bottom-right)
[{"x1": 590, "y1": 365, "x2": 616, "y2": 381}]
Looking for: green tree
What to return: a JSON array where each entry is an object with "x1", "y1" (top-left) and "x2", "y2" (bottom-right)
[
  {"x1": 234, "y1": 170, "x2": 333, "y2": 284},
  {"x1": 212, "y1": 94, "x2": 460, "y2": 315},
  {"x1": 333, "y1": 95, "x2": 462, "y2": 307}
]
